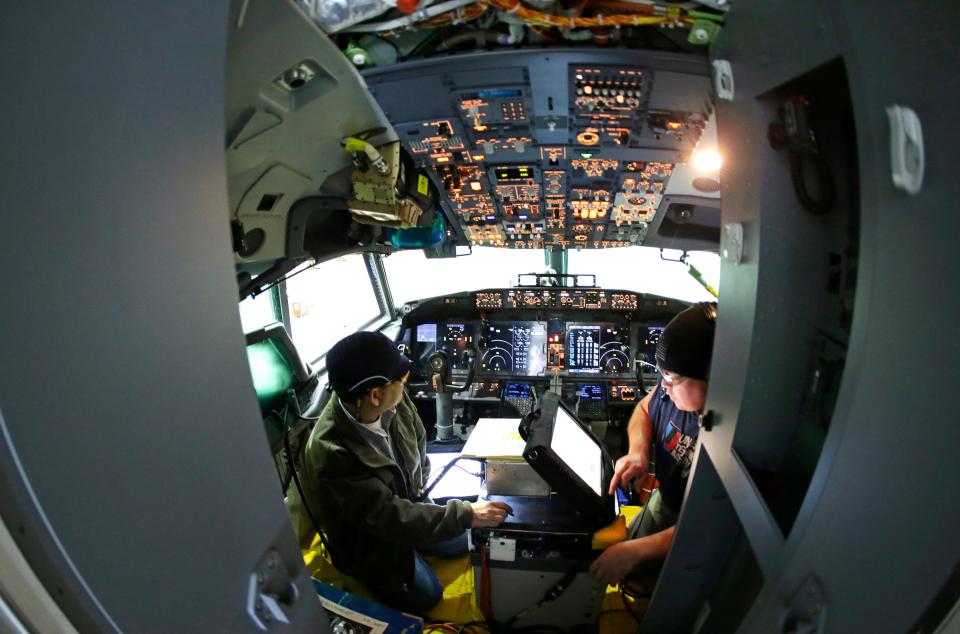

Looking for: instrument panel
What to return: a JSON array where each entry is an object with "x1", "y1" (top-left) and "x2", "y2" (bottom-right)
[
  {"x1": 401, "y1": 287, "x2": 683, "y2": 420},
  {"x1": 411, "y1": 318, "x2": 660, "y2": 379}
]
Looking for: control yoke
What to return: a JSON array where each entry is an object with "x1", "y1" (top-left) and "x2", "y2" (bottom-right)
[
  {"x1": 405, "y1": 347, "x2": 476, "y2": 442},
  {"x1": 426, "y1": 348, "x2": 476, "y2": 393}
]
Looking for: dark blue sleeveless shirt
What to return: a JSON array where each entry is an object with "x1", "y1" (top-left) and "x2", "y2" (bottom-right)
[{"x1": 647, "y1": 381, "x2": 700, "y2": 514}]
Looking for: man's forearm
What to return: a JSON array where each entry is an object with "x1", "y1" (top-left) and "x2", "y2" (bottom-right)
[{"x1": 629, "y1": 525, "x2": 676, "y2": 562}]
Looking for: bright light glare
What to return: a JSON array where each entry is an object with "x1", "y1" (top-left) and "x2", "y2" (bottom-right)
[{"x1": 691, "y1": 149, "x2": 723, "y2": 172}]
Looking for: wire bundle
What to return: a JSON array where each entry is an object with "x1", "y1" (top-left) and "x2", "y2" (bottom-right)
[{"x1": 482, "y1": 0, "x2": 722, "y2": 29}]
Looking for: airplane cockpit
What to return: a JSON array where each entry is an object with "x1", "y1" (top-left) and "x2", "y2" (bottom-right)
[{"x1": 3, "y1": 1, "x2": 959, "y2": 633}]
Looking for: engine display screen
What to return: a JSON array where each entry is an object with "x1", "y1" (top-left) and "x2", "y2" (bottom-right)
[
  {"x1": 566, "y1": 323, "x2": 632, "y2": 374},
  {"x1": 480, "y1": 322, "x2": 547, "y2": 375}
]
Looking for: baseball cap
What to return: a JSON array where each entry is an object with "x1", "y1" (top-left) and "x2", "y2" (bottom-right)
[
  {"x1": 655, "y1": 302, "x2": 717, "y2": 381},
  {"x1": 325, "y1": 331, "x2": 412, "y2": 399}
]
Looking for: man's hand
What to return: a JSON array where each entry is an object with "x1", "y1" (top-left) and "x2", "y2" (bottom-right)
[
  {"x1": 470, "y1": 501, "x2": 513, "y2": 528},
  {"x1": 588, "y1": 539, "x2": 646, "y2": 587},
  {"x1": 608, "y1": 452, "x2": 649, "y2": 496}
]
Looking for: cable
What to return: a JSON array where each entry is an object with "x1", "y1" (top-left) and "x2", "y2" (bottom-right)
[
  {"x1": 480, "y1": 542, "x2": 493, "y2": 622},
  {"x1": 789, "y1": 150, "x2": 836, "y2": 215},
  {"x1": 344, "y1": 0, "x2": 479, "y2": 32},
  {"x1": 419, "y1": 456, "x2": 466, "y2": 499},
  {"x1": 279, "y1": 392, "x2": 335, "y2": 561}
]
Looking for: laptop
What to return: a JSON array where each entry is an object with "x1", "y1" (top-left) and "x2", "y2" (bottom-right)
[{"x1": 493, "y1": 392, "x2": 619, "y2": 531}]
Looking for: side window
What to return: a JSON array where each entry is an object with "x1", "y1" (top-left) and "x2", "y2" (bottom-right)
[
  {"x1": 239, "y1": 288, "x2": 278, "y2": 333},
  {"x1": 285, "y1": 255, "x2": 383, "y2": 363}
]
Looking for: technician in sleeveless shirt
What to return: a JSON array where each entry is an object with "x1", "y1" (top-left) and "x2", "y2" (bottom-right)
[{"x1": 590, "y1": 303, "x2": 718, "y2": 586}]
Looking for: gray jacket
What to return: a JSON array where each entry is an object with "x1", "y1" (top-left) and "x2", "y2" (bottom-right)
[{"x1": 297, "y1": 390, "x2": 473, "y2": 589}]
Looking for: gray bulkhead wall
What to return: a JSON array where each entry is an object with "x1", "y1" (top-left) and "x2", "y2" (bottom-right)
[
  {"x1": 0, "y1": 2, "x2": 326, "y2": 632},
  {"x1": 646, "y1": 1, "x2": 960, "y2": 632}
]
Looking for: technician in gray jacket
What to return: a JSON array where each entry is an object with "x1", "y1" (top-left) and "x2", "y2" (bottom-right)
[{"x1": 300, "y1": 331, "x2": 510, "y2": 613}]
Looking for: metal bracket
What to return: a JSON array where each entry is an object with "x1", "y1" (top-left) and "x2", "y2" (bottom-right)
[
  {"x1": 722, "y1": 222, "x2": 744, "y2": 265},
  {"x1": 659, "y1": 248, "x2": 688, "y2": 264},
  {"x1": 246, "y1": 549, "x2": 299, "y2": 630},
  {"x1": 712, "y1": 59, "x2": 735, "y2": 101},
  {"x1": 887, "y1": 105, "x2": 925, "y2": 195}
]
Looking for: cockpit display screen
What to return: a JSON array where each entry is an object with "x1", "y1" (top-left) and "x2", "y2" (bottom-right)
[
  {"x1": 576, "y1": 384, "x2": 604, "y2": 401},
  {"x1": 441, "y1": 323, "x2": 475, "y2": 371},
  {"x1": 494, "y1": 165, "x2": 534, "y2": 181},
  {"x1": 639, "y1": 325, "x2": 665, "y2": 370},
  {"x1": 417, "y1": 323, "x2": 438, "y2": 343},
  {"x1": 566, "y1": 323, "x2": 632, "y2": 374},
  {"x1": 504, "y1": 382, "x2": 532, "y2": 399},
  {"x1": 480, "y1": 322, "x2": 547, "y2": 375}
]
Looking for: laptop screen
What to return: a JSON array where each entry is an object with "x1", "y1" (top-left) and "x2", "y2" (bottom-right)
[{"x1": 551, "y1": 406, "x2": 603, "y2": 496}]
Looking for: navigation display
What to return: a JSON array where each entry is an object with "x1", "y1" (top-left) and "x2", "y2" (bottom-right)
[
  {"x1": 551, "y1": 407, "x2": 602, "y2": 496},
  {"x1": 480, "y1": 322, "x2": 547, "y2": 375},
  {"x1": 566, "y1": 323, "x2": 632, "y2": 374}
]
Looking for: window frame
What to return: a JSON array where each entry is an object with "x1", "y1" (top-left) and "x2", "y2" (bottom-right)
[{"x1": 279, "y1": 252, "x2": 397, "y2": 367}]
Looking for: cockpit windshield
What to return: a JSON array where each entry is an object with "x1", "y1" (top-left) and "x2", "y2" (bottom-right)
[{"x1": 384, "y1": 245, "x2": 719, "y2": 307}]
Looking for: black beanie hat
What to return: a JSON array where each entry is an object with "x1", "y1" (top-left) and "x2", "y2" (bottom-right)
[
  {"x1": 655, "y1": 302, "x2": 717, "y2": 381},
  {"x1": 326, "y1": 331, "x2": 412, "y2": 400}
]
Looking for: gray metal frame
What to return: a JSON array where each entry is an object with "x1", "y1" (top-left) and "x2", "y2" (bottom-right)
[
  {"x1": 0, "y1": 2, "x2": 327, "y2": 631},
  {"x1": 644, "y1": 2, "x2": 960, "y2": 632}
]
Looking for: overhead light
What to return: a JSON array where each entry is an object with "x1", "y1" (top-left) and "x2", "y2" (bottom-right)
[{"x1": 691, "y1": 149, "x2": 723, "y2": 172}]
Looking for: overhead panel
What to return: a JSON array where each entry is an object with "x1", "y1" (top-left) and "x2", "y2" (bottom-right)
[{"x1": 365, "y1": 50, "x2": 713, "y2": 250}]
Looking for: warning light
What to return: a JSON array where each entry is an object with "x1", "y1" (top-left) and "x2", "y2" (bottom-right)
[
  {"x1": 436, "y1": 156, "x2": 449, "y2": 163},
  {"x1": 470, "y1": 181, "x2": 482, "y2": 191},
  {"x1": 474, "y1": 125, "x2": 488, "y2": 132},
  {"x1": 667, "y1": 121, "x2": 682, "y2": 130},
  {"x1": 472, "y1": 154, "x2": 485, "y2": 161}
]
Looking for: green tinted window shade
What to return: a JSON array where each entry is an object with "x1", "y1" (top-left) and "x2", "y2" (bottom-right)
[{"x1": 247, "y1": 340, "x2": 295, "y2": 416}]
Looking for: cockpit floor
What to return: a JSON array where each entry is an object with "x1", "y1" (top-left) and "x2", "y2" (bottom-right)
[{"x1": 301, "y1": 507, "x2": 644, "y2": 631}]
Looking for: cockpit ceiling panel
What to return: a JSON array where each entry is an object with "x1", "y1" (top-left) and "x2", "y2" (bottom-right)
[{"x1": 364, "y1": 49, "x2": 715, "y2": 250}]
